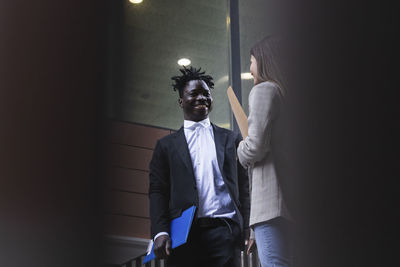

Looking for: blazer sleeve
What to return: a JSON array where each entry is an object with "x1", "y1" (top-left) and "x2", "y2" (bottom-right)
[
  {"x1": 237, "y1": 83, "x2": 280, "y2": 168},
  {"x1": 235, "y1": 132, "x2": 250, "y2": 229},
  {"x1": 148, "y1": 140, "x2": 171, "y2": 239}
]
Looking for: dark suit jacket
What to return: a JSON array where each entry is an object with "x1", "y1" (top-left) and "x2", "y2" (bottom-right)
[{"x1": 148, "y1": 123, "x2": 250, "y2": 239}]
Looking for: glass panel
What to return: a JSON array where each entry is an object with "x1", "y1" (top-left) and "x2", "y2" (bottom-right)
[
  {"x1": 107, "y1": 0, "x2": 231, "y2": 130},
  {"x1": 239, "y1": 0, "x2": 279, "y2": 114}
]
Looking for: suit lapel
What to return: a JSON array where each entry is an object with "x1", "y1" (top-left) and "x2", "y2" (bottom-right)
[
  {"x1": 174, "y1": 127, "x2": 196, "y2": 179},
  {"x1": 212, "y1": 124, "x2": 227, "y2": 175},
  {"x1": 174, "y1": 124, "x2": 227, "y2": 181}
]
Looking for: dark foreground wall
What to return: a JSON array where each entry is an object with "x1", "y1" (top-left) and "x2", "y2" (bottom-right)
[
  {"x1": 0, "y1": 1, "x2": 106, "y2": 266},
  {"x1": 280, "y1": 1, "x2": 399, "y2": 266}
]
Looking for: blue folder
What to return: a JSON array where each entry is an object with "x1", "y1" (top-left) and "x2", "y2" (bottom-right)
[{"x1": 143, "y1": 205, "x2": 196, "y2": 264}]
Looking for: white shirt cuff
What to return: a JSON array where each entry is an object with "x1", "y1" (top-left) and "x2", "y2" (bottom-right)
[{"x1": 154, "y1": 232, "x2": 169, "y2": 241}]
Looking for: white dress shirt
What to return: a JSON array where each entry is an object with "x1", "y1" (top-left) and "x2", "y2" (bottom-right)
[
  {"x1": 183, "y1": 118, "x2": 237, "y2": 220},
  {"x1": 153, "y1": 118, "x2": 237, "y2": 241}
]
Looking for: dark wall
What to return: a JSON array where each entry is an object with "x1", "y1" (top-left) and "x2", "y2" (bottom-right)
[
  {"x1": 1, "y1": 1, "x2": 107, "y2": 266},
  {"x1": 280, "y1": 1, "x2": 398, "y2": 266}
]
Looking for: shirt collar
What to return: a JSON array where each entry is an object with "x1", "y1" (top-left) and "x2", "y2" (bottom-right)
[{"x1": 184, "y1": 117, "x2": 211, "y2": 130}]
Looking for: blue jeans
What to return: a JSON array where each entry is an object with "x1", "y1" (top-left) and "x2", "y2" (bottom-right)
[{"x1": 254, "y1": 217, "x2": 291, "y2": 267}]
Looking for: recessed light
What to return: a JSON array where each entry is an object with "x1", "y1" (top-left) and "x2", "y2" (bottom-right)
[
  {"x1": 177, "y1": 58, "x2": 191, "y2": 66},
  {"x1": 129, "y1": 0, "x2": 143, "y2": 4},
  {"x1": 241, "y1": 72, "x2": 253, "y2": 80}
]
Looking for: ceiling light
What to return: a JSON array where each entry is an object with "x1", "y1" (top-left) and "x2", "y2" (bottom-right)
[
  {"x1": 129, "y1": 0, "x2": 143, "y2": 4},
  {"x1": 177, "y1": 58, "x2": 191, "y2": 66},
  {"x1": 226, "y1": 16, "x2": 231, "y2": 26},
  {"x1": 241, "y1": 72, "x2": 253, "y2": 80}
]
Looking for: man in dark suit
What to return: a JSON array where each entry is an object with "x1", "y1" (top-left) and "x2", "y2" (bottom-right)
[{"x1": 148, "y1": 66, "x2": 250, "y2": 267}]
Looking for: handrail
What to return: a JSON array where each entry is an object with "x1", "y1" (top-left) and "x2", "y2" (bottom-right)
[{"x1": 118, "y1": 250, "x2": 260, "y2": 267}]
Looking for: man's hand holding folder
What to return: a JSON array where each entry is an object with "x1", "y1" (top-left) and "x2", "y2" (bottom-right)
[
  {"x1": 154, "y1": 235, "x2": 171, "y2": 259},
  {"x1": 144, "y1": 206, "x2": 196, "y2": 264}
]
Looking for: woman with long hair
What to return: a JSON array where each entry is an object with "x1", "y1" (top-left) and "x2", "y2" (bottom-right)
[{"x1": 237, "y1": 35, "x2": 292, "y2": 267}]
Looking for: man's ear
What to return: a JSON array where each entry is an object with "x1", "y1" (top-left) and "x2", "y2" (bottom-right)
[{"x1": 178, "y1": 98, "x2": 183, "y2": 108}]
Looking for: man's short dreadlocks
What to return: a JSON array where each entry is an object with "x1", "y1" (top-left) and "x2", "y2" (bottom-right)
[{"x1": 171, "y1": 66, "x2": 214, "y2": 97}]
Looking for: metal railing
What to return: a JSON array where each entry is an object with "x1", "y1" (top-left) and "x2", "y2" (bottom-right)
[{"x1": 119, "y1": 250, "x2": 260, "y2": 267}]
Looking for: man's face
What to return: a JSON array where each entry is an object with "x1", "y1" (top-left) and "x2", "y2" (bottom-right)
[{"x1": 179, "y1": 79, "x2": 213, "y2": 122}]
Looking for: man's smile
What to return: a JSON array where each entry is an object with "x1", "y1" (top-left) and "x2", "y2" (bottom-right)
[{"x1": 193, "y1": 103, "x2": 208, "y2": 109}]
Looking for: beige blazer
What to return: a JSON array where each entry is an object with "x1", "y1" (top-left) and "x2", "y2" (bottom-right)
[{"x1": 237, "y1": 81, "x2": 291, "y2": 228}]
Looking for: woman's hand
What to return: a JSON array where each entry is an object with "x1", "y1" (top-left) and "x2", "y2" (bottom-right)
[
  {"x1": 243, "y1": 228, "x2": 256, "y2": 255},
  {"x1": 245, "y1": 238, "x2": 256, "y2": 255}
]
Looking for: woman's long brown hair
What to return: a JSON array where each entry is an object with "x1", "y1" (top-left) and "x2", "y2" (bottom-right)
[{"x1": 250, "y1": 35, "x2": 286, "y2": 97}]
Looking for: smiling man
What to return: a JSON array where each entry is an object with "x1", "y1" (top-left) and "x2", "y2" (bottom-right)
[{"x1": 148, "y1": 66, "x2": 250, "y2": 267}]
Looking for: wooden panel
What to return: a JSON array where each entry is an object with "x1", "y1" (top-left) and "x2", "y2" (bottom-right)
[
  {"x1": 105, "y1": 191, "x2": 149, "y2": 218},
  {"x1": 109, "y1": 144, "x2": 153, "y2": 171},
  {"x1": 109, "y1": 121, "x2": 170, "y2": 149},
  {"x1": 104, "y1": 214, "x2": 150, "y2": 239},
  {"x1": 104, "y1": 121, "x2": 173, "y2": 240},
  {"x1": 107, "y1": 167, "x2": 149, "y2": 194}
]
